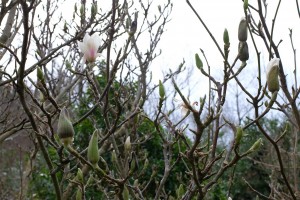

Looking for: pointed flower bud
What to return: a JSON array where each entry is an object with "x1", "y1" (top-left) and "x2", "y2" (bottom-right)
[
  {"x1": 37, "y1": 66, "x2": 45, "y2": 83},
  {"x1": 266, "y1": 58, "x2": 280, "y2": 93},
  {"x1": 235, "y1": 127, "x2": 244, "y2": 145},
  {"x1": 176, "y1": 184, "x2": 185, "y2": 198},
  {"x1": 91, "y1": 3, "x2": 97, "y2": 19},
  {"x1": 126, "y1": 18, "x2": 130, "y2": 30},
  {"x1": 122, "y1": 185, "x2": 129, "y2": 200},
  {"x1": 78, "y1": 33, "x2": 101, "y2": 63},
  {"x1": 238, "y1": 17, "x2": 248, "y2": 42},
  {"x1": 124, "y1": 136, "x2": 131, "y2": 153},
  {"x1": 76, "y1": 168, "x2": 83, "y2": 183},
  {"x1": 57, "y1": 107, "x2": 74, "y2": 146},
  {"x1": 195, "y1": 53, "x2": 203, "y2": 70},
  {"x1": 159, "y1": 80, "x2": 165, "y2": 99},
  {"x1": 223, "y1": 28, "x2": 230, "y2": 45},
  {"x1": 142, "y1": 158, "x2": 149, "y2": 172},
  {"x1": 158, "y1": 5, "x2": 161, "y2": 13},
  {"x1": 244, "y1": 0, "x2": 248, "y2": 10},
  {"x1": 74, "y1": 3, "x2": 77, "y2": 13},
  {"x1": 76, "y1": 188, "x2": 82, "y2": 200},
  {"x1": 133, "y1": 179, "x2": 139, "y2": 187},
  {"x1": 238, "y1": 41, "x2": 249, "y2": 61},
  {"x1": 88, "y1": 129, "x2": 100, "y2": 166},
  {"x1": 79, "y1": 4, "x2": 84, "y2": 17},
  {"x1": 111, "y1": 150, "x2": 117, "y2": 163},
  {"x1": 248, "y1": 138, "x2": 263, "y2": 153},
  {"x1": 63, "y1": 21, "x2": 68, "y2": 33},
  {"x1": 129, "y1": 20, "x2": 137, "y2": 36}
]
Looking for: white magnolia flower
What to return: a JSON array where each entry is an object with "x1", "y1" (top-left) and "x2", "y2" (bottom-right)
[{"x1": 78, "y1": 33, "x2": 101, "y2": 63}]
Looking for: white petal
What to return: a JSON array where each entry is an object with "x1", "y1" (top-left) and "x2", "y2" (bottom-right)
[
  {"x1": 91, "y1": 34, "x2": 101, "y2": 48},
  {"x1": 267, "y1": 58, "x2": 280, "y2": 74},
  {"x1": 82, "y1": 34, "x2": 90, "y2": 43}
]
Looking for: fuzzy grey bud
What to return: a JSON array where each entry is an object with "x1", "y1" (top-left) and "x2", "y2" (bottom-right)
[
  {"x1": 238, "y1": 18, "x2": 248, "y2": 42},
  {"x1": 238, "y1": 41, "x2": 249, "y2": 61}
]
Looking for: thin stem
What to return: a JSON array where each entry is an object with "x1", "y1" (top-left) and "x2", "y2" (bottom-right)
[
  {"x1": 268, "y1": 0, "x2": 282, "y2": 60},
  {"x1": 255, "y1": 122, "x2": 296, "y2": 200},
  {"x1": 17, "y1": 1, "x2": 61, "y2": 199}
]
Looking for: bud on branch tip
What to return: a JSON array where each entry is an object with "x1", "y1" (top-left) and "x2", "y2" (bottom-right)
[
  {"x1": 159, "y1": 80, "x2": 165, "y2": 99},
  {"x1": 57, "y1": 107, "x2": 74, "y2": 146},
  {"x1": 266, "y1": 58, "x2": 280, "y2": 93},
  {"x1": 238, "y1": 17, "x2": 248, "y2": 42},
  {"x1": 244, "y1": 0, "x2": 248, "y2": 10},
  {"x1": 223, "y1": 28, "x2": 230, "y2": 45},
  {"x1": 195, "y1": 53, "x2": 203, "y2": 70},
  {"x1": 88, "y1": 129, "x2": 100, "y2": 166}
]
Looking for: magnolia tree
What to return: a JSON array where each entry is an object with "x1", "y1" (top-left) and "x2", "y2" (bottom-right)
[{"x1": 0, "y1": 0, "x2": 299, "y2": 199}]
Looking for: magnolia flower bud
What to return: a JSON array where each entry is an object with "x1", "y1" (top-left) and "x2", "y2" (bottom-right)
[
  {"x1": 74, "y1": 3, "x2": 77, "y2": 13},
  {"x1": 238, "y1": 17, "x2": 248, "y2": 42},
  {"x1": 37, "y1": 66, "x2": 45, "y2": 83},
  {"x1": 134, "y1": 179, "x2": 139, "y2": 187},
  {"x1": 111, "y1": 150, "x2": 117, "y2": 163},
  {"x1": 129, "y1": 13, "x2": 138, "y2": 36},
  {"x1": 235, "y1": 127, "x2": 244, "y2": 145},
  {"x1": 125, "y1": 18, "x2": 130, "y2": 30},
  {"x1": 244, "y1": 0, "x2": 248, "y2": 10},
  {"x1": 124, "y1": 136, "x2": 131, "y2": 153},
  {"x1": 57, "y1": 107, "x2": 74, "y2": 146},
  {"x1": 129, "y1": 20, "x2": 137, "y2": 36},
  {"x1": 159, "y1": 80, "x2": 165, "y2": 99},
  {"x1": 76, "y1": 168, "x2": 83, "y2": 183},
  {"x1": 176, "y1": 184, "x2": 185, "y2": 198},
  {"x1": 79, "y1": 4, "x2": 84, "y2": 17},
  {"x1": 91, "y1": 3, "x2": 97, "y2": 19},
  {"x1": 142, "y1": 158, "x2": 149, "y2": 172},
  {"x1": 88, "y1": 129, "x2": 100, "y2": 166},
  {"x1": 223, "y1": 28, "x2": 230, "y2": 45},
  {"x1": 129, "y1": 158, "x2": 136, "y2": 172},
  {"x1": 76, "y1": 188, "x2": 82, "y2": 200},
  {"x1": 266, "y1": 58, "x2": 280, "y2": 93},
  {"x1": 63, "y1": 21, "x2": 68, "y2": 33},
  {"x1": 238, "y1": 41, "x2": 249, "y2": 61},
  {"x1": 248, "y1": 138, "x2": 263, "y2": 152},
  {"x1": 195, "y1": 53, "x2": 203, "y2": 70},
  {"x1": 122, "y1": 186, "x2": 129, "y2": 200}
]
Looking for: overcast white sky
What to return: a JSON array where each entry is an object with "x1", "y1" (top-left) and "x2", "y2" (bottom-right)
[
  {"x1": 55, "y1": 0, "x2": 300, "y2": 106},
  {"x1": 149, "y1": 0, "x2": 300, "y2": 102},
  {"x1": 155, "y1": 0, "x2": 300, "y2": 75},
  {"x1": 3, "y1": 0, "x2": 294, "y2": 100},
  {"x1": 58, "y1": 0, "x2": 300, "y2": 79}
]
